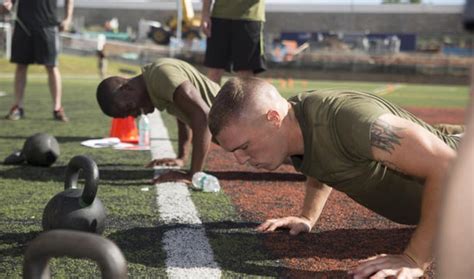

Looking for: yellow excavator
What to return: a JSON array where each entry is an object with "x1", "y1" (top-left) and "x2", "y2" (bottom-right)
[{"x1": 148, "y1": 0, "x2": 202, "y2": 45}]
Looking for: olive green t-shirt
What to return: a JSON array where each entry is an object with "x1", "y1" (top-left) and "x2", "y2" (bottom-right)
[
  {"x1": 289, "y1": 90, "x2": 460, "y2": 225},
  {"x1": 141, "y1": 58, "x2": 220, "y2": 125},
  {"x1": 211, "y1": 0, "x2": 265, "y2": 22}
]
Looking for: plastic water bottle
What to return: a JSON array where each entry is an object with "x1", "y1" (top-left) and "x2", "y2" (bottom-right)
[
  {"x1": 138, "y1": 110, "x2": 150, "y2": 146},
  {"x1": 192, "y1": 172, "x2": 221, "y2": 192}
]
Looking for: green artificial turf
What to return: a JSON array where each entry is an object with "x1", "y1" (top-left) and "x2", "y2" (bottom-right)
[
  {"x1": 0, "y1": 54, "x2": 469, "y2": 278},
  {"x1": 273, "y1": 79, "x2": 470, "y2": 109},
  {"x1": 0, "y1": 54, "x2": 141, "y2": 77},
  {"x1": 0, "y1": 65, "x2": 167, "y2": 276},
  {"x1": 0, "y1": 54, "x2": 266, "y2": 278}
]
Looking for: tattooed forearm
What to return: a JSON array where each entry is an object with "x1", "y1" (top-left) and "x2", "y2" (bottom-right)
[{"x1": 370, "y1": 119, "x2": 404, "y2": 154}]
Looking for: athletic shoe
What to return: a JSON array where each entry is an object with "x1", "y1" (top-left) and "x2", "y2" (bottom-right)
[
  {"x1": 5, "y1": 105, "x2": 24, "y2": 120},
  {"x1": 53, "y1": 107, "x2": 69, "y2": 122}
]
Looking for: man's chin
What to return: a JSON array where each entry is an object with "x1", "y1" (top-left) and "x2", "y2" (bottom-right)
[
  {"x1": 265, "y1": 163, "x2": 281, "y2": 171},
  {"x1": 250, "y1": 162, "x2": 281, "y2": 171}
]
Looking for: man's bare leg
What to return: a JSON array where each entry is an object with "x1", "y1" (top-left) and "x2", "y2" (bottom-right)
[
  {"x1": 207, "y1": 67, "x2": 225, "y2": 85},
  {"x1": 45, "y1": 65, "x2": 62, "y2": 111},
  {"x1": 13, "y1": 64, "x2": 28, "y2": 108},
  {"x1": 236, "y1": 70, "x2": 254, "y2": 79}
]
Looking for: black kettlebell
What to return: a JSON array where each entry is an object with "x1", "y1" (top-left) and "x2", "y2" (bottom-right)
[
  {"x1": 3, "y1": 133, "x2": 60, "y2": 166},
  {"x1": 23, "y1": 133, "x2": 60, "y2": 167},
  {"x1": 23, "y1": 230, "x2": 128, "y2": 279},
  {"x1": 42, "y1": 155, "x2": 106, "y2": 234}
]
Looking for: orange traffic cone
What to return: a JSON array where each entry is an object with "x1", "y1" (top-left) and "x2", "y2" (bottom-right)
[{"x1": 109, "y1": 117, "x2": 139, "y2": 143}]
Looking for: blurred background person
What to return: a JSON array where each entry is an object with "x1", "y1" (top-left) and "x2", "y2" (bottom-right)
[
  {"x1": 3, "y1": 0, "x2": 73, "y2": 122},
  {"x1": 200, "y1": 0, "x2": 266, "y2": 85}
]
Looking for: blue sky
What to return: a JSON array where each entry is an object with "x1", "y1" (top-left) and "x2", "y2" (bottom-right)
[{"x1": 266, "y1": 0, "x2": 464, "y2": 4}]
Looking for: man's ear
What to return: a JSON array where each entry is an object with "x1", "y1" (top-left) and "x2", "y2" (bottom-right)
[{"x1": 266, "y1": 110, "x2": 282, "y2": 127}]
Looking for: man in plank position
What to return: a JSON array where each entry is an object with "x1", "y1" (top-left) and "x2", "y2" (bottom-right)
[
  {"x1": 96, "y1": 58, "x2": 220, "y2": 183},
  {"x1": 208, "y1": 77, "x2": 461, "y2": 278}
]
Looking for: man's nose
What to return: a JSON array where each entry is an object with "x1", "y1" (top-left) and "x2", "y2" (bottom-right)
[{"x1": 233, "y1": 150, "x2": 249, "y2": 165}]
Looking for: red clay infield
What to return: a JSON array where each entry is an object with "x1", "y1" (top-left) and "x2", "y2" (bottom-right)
[{"x1": 205, "y1": 107, "x2": 465, "y2": 278}]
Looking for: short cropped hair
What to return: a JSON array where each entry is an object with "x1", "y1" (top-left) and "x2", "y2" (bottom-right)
[
  {"x1": 209, "y1": 77, "x2": 264, "y2": 137},
  {"x1": 96, "y1": 77, "x2": 121, "y2": 117}
]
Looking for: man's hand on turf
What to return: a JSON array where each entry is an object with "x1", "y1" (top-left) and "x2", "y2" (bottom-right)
[
  {"x1": 256, "y1": 216, "x2": 312, "y2": 235},
  {"x1": 145, "y1": 158, "x2": 185, "y2": 168},
  {"x1": 348, "y1": 253, "x2": 424, "y2": 279},
  {"x1": 151, "y1": 170, "x2": 191, "y2": 184}
]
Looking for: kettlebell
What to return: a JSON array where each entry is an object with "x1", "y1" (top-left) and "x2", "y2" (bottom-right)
[
  {"x1": 23, "y1": 229, "x2": 128, "y2": 279},
  {"x1": 3, "y1": 133, "x2": 60, "y2": 166},
  {"x1": 22, "y1": 133, "x2": 60, "y2": 167},
  {"x1": 42, "y1": 155, "x2": 106, "y2": 234}
]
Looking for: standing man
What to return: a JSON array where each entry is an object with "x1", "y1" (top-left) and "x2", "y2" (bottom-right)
[
  {"x1": 209, "y1": 77, "x2": 461, "y2": 278},
  {"x1": 200, "y1": 0, "x2": 266, "y2": 84},
  {"x1": 96, "y1": 58, "x2": 220, "y2": 183},
  {"x1": 2, "y1": 0, "x2": 73, "y2": 121}
]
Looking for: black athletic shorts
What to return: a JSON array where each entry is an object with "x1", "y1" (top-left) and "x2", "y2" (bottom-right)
[
  {"x1": 11, "y1": 24, "x2": 59, "y2": 66},
  {"x1": 204, "y1": 17, "x2": 266, "y2": 74}
]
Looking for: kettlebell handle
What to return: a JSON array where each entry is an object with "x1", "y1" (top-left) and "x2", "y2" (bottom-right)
[
  {"x1": 64, "y1": 156, "x2": 99, "y2": 205},
  {"x1": 23, "y1": 230, "x2": 128, "y2": 279}
]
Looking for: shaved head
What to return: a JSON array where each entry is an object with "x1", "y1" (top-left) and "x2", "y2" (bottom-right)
[
  {"x1": 209, "y1": 77, "x2": 286, "y2": 138},
  {"x1": 210, "y1": 77, "x2": 299, "y2": 170},
  {"x1": 96, "y1": 76, "x2": 127, "y2": 117}
]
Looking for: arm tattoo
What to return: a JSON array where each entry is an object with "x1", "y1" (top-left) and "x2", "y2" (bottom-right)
[{"x1": 370, "y1": 119, "x2": 403, "y2": 154}]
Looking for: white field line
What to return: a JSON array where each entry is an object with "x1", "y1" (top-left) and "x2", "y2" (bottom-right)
[
  {"x1": 373, "y1": 83, "x2": 405, "y2": 96},
  {"x1": 149, "y1": 109, "x2": 221, "y2": 278}
]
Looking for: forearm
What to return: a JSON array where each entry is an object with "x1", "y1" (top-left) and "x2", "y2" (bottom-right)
[
  {"x1": 201, "y1": 0, "x2": 212, "y2": 17},
  {"x1": 64, "y1": 0, "x2": 74, "y2": 20},
  {"x1": 300, "y1": 177, "x2": 332, "y2": 228},
  {"x1": 177, "y1": 119, "x2": 192, "y2": 161},
  {"x1": 404, "y1": 171, "x2": 447, "y2": 270},
  {"x1": 189, "y1": 125, "x2": 211, "y2": 175}
]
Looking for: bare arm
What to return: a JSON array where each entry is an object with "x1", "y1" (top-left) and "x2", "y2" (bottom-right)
[
  {"x1": 351, "y1": 113, "x2": 457, "y2": 278},
  {"x1": 200, "y1": 0, "x2": 212, "y2": 37},
  {"x1": 174, "y1": 81, "x2": 212, "y2": 176},
  {"x1": 59, "y1": 0, "x2": 74, "y2": 31},
  {"x1": 300, "y1": 177, "x2": 332, "y2": 228},
  {"x1": 151, "y1": 81, "x2": 211, "y2": 184},
  {"x1": 257, "y1": 176, "x2": 332, "y2": 235},
  {"x1": 177, "y1": 118, "x2": 192, "y2": 162}
]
